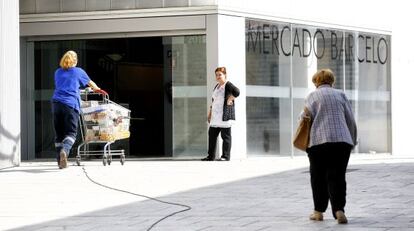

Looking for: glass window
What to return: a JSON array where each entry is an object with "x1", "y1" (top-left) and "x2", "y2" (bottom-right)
[
  {"x1": 355, "y1": 32, "x2": 391, "y2": 153},
  {"x1": 34, "y1": 41, "x2": 86, "y2": 158},
  {"x1": 291, "y1": 25, "x2": 319, "y2": 156},
  {"x1": 246, "y1": 19, "x2": 391, "y2": 156},
  {"x1": 170, "y1": 36, "x2": 207, "y2": 157},
  {"x1": 246, "y1": 20, "x2": 292, "y2": 156},
  {"x1": 32, "y1": 35, "x2": 206, "y2": 159}
]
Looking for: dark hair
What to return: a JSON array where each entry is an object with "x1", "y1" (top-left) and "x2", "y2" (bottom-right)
[{"x1": 215, "y1": 67, "x2": 227, "y2": 75}]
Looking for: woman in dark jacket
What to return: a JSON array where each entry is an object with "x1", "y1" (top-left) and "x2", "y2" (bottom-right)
[{"x1": 202, "y1": 67, "x2": 240, "y2": 161}]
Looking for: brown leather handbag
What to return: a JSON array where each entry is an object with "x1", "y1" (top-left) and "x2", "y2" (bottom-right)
[{"x1": 293, "y1": 108, "x2": 312, "y2": 151}]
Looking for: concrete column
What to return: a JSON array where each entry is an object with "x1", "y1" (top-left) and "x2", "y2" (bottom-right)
[
  {"x1": 0, "y1": 0, "x2": 20, "y2": 168},
  {"x1": 206, "y1": 14, "x2": 247, "y2": 160}
]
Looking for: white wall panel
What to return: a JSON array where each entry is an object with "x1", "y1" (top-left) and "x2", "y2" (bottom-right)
[
  {"x1": 217, "y1": 0, "x2": 391, "y2": 33},
  {"x1": 206, "y1": 14, "x2": 246, "y2": 160},
  {"x1": 391, "y1": 2, "x2": 414, "y2": 156},
  {"x1": 0, "y1": 0, "x2": 21, "y2": 168}
]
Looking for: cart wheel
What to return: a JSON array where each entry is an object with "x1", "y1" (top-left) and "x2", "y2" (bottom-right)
[
  {"x1": 120, "y1": 155, "x2": 125, "y2": 165},
  {"x1": 76, "y1": 157, "x2": 81, "y2": 166},
  {"x1": 102, "y1": 156, "x2": 107, "y2": 166}
]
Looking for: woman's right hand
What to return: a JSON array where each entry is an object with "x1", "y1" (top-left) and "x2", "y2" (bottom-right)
[
  {"x1": 207, "y1": 110, "x2": 211, "y2": 123},
  {"x1": 94, "y1": 89, "x2": 108, "y2": 96}
]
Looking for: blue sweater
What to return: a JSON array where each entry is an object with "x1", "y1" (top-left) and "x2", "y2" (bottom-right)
[{"x1": 52, "y1": 67, "x2": 90, "y2": 112}]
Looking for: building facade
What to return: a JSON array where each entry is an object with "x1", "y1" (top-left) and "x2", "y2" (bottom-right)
[
  {"x1": 0, "y1": 0, "x2": 20, "y2": 169},
  {"x1": 2, "y1": 0, "x2": 412, "y2": 168}
]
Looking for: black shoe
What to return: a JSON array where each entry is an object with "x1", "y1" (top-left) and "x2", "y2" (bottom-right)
[
  {"x1": 217, "y1": 157, "x2": 229, "y2": 161},
  {"x1": 201, "y1": 157, "x2": 214, "y2": 161}
]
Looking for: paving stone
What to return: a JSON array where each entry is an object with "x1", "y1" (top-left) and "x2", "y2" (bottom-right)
[{"x1": 1, "y1": 155, "x2": 414, "y2": 230}]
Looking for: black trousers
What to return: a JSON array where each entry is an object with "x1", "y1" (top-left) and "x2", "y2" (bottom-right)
[
  {"x1": 207, "y1": 127, "x2": 231, "y2": 160},
  {"x1": 307, "y1": 142, "x2": 352, "y2": 217},
  {"x1": 52, "y1": 101, "x2": 79, "y2": 160}
]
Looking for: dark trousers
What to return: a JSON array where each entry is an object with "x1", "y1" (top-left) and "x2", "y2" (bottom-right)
[
  {"x1": 207, "y1": 127, "x2": 232, "y2": 160},
  {"x1": 52, "y1": 101, "x2": 79, "y2": 161},
  {"x1": 307, "y1": 142, "x2": 352, "y2": 217}
]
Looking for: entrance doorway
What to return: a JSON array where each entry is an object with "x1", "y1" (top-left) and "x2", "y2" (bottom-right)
[
  {"x1": 85, "y1": 37, "x2": 167, "y2": 157},
  {"x1": 30, "y1": 35, "x2": 207, "y2": 159}
]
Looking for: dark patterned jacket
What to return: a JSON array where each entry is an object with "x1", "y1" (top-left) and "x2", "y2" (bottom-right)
[{"x1": 212, "y1": 81, "x2": 240, "y2": 121}]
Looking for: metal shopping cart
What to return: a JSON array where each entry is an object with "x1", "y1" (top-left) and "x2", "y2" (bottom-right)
[{"x1": 76, "y1": 89, "x2": 131, "y2": 166}]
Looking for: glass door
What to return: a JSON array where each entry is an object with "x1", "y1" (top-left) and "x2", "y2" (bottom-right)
[{"x1": 170, "y1": 35, "x2": 207, "y2": 157}]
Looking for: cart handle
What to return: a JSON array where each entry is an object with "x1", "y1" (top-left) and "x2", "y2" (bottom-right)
[{"x1": 94, "y1": 89, "x2": 108, "y2": 96}]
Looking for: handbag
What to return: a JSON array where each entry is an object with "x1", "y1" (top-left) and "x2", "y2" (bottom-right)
[
  {"x1": 223, "y1": 104, "x2": 235, "y2": 121},
  {"x1": 293, "y1": 108, "x2": 311, "y2": 151}
]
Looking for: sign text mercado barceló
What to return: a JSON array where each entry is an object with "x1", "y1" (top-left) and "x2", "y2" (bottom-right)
[{"x1": 247, "y1": 22, "x2": 389, "y2": 65}]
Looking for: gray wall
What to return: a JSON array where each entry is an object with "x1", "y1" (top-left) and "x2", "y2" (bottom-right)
[
  {"x1": 20, "y1": 0, "x2": 217, "y2": 13},
  {"x1": 0, "y1": 0, "x2": 21, "y2": 168}
]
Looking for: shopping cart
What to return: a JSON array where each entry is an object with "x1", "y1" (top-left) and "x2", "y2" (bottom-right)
[{"x1": 76, "y1": 89, "x2": 131, "y2": 166}]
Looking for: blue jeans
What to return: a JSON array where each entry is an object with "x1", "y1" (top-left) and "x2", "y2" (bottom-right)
[{"x1": 52, "y1": 101, "x2": 79, "y2": 161}]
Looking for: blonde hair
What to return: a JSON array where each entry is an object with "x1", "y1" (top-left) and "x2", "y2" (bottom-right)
[
  {"x1": 59, "y1": 50, "x2": 78, "y2": 69},
  {"x1": 312, "y1": 69, "x2": 335, "y2": 87}
]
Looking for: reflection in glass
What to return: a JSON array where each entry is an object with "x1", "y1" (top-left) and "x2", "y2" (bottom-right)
[
  {"x1": 246, "y1": 19, "x2": 391, "y2": 156},
  {"x1": 246, "y1": 20, "x2": 292, "y2": 156},
  {"x1": 171, "y1": 36, "x2": 207, "y2": 156},
  {"x1": 356, "y1": 33, "x2": 391, "y2": 153}
]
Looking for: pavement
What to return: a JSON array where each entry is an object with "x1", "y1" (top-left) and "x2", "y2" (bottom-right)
[{"x1": 1, "y1": 154, "x2": 414, "y2": 231}]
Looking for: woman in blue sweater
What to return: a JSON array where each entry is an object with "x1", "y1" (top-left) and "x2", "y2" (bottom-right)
[{"x1": 52, "y1": 50, "x2": 101, "y2": 169}]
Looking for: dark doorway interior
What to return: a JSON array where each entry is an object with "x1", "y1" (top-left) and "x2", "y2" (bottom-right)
[{"x1": 83, "y1": 37, "x2": 167, "y2": 157}]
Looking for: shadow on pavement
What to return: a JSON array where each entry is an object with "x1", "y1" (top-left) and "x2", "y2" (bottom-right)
[{"x1": 8, "y1": 162, "x2": 414, "y2": 231}]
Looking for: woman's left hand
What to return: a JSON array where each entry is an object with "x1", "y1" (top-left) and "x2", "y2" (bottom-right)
[{"x1": 227, "y1": 95, "x2": 235, "y2": 105}]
